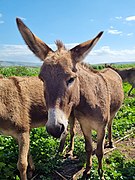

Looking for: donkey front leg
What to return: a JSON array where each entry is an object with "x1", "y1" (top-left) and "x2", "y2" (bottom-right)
[
  {"x1": 95, "y1": 128, "x2": 106, "y2": 180},
  {"x1": 27, "y1": 151, "x2": 35, "y2": 179},
  {"x1": 58, "y1": 133, "x2": 67, "y2": 153},
  {"x1": 67, "y1": 115, "x2": 76, "y2": 156},
  {"x1": 79, "y1": 121, "x2": 93, "y2": 176},
  {"x1": 85, "y1": 134, "x2": 93, "y2": 174},
  {"x1": 58, "y1": 114, "x2": 76, "y2": 155},
  {"x1": 81, "y1": 129, "x2": 93, "y2": 175},
  {"x1": 17, "y1": 132, "x2": 30, "y2": 180}
]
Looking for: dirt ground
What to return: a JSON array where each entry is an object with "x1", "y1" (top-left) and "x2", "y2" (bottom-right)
[
  {"x1": 52, "y1": 122, "x2": 135, "y2": 180},
  {"x1": 115, "y1": 136, "x2": 135, "y2": 159}
]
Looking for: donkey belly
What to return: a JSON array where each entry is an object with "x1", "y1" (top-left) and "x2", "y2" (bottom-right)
[
  {"x1": 0, "y1": 117, "x2": 19, "y2": 139},
  {"x1": 74, "y1": 110, "x2": 107, "y2": 132},
  {"x1": 29, "y1": 104, "x2": 48, "y2": 128}
]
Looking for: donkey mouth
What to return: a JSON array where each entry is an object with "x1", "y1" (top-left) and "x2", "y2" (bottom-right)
[
  {"x1": 46, "y1": 123, "x2": 65, "y2": 138},
  {"x1": 46, "y1": 108, "x2": 68, "y2": 138}
]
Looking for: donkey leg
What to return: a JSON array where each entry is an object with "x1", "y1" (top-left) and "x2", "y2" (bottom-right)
[
  {"x1": 107, "y1": 119, "x2": 114, "y2": 148},
  {"x1": 58, "y1": 133, "x2": 67, "y2": 153},
  {"x1": 95, "y1": 128, "x2": 105, "y2": 180},
  {"x1": 78, "y1": 121, "x2": 93, "y2": 175},
  {"x1": 27, "y1": 151, "x2": 35, "y2": 179},
  {"x1": 17, "y1": 131, "x2": 30, "y2": 180},
  {"x1": 107, "y1": 113, "x2": 116, "y2": 148},
  {"x1": 80, "y1": 127, "x2": 93, "y2": 175},
  {"x1": 128, "y1": 86, "x2": 133, "y2": 96},
  {"x1": 67, "y1": 116, "x2": 76, "y2": 156},
  {"x1": 85, "y1": 134, "x2": 93, "y2": 173}
]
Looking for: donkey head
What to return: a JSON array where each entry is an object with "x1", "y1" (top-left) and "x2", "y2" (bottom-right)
[{"x1": 16, "y1": 18, "x2": 103, "y2": 138}]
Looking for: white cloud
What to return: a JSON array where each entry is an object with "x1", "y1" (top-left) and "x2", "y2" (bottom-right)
[
  {"x1": 127, "y1": 33, "x2": 133, "y2": 36},
  {"x1": 0, "y1": 44, "x2": 35, "y2": 60},
  {"x1": 125, "y1": 16, "x2": 135, "y2": 21},
  {"x1": 115, "y1": 16, "x2": 122, "y2": 20},
  {"x1": 0, "y1": 12, "x2": 4, "y2": 24},
  {"x1": 86, "y1": 46, "x2": 135, "y2": 64},
  {"x1": 0, "y1": 20, "x2": 4, "y2": 24},
  {"x1": 107, "y1": 26, "x2": 123, "y2": 35},
  {"x1": 110, "y1": 26, "x2": 114, "y2": 29},
  {"x1": 90, "y1": 19, "x2": 94, "y2": 22},
  {"x1": 107, "y1": 29, "x2": 122, "y2": 35},
  {"x1": 0, "y1": 44, "x2": 135, "y2": 66}
]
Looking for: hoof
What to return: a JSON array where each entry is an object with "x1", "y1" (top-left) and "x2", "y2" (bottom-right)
[
  {"x1": 82, "y1": 170, "x2": 90, "y2": 179},
  {"x1": 109, "y1": 142, "x2": 115, "y2": 148},
  {"x1": 92, "y1": 149, "x2": 96, "y2": 155},
  {"x1": 27, "y1": 166, "x2": 35, "y2": 179},
  {"x1": 98, "y1": 169, "x2": 104, "y2": 180},
  {"x1": 66, "y1": 150, "x2": 73, "y2": 157},
  {"x1": 105, "y1": 142, "x2": 115, "y2": 148},
  {"x1": 28, "y1": 170, "x2": 34, "y2": 179}
]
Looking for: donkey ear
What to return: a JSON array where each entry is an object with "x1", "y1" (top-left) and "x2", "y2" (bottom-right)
[
  {"x1": 70, "y1": 31, "x2": 103, "y2": 63},
  {"x1": 16, "y1": 18, "x2": 53, "y2": 61}
]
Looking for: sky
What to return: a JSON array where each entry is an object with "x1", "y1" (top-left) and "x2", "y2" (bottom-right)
[{"x1": 0, "y1": 0, "x2": 135, "y2": 65}]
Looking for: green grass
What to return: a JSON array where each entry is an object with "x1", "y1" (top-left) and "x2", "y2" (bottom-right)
[
  {"x1": 92, "y1": 63, "x2": 135, "y2": 70},
  {"x1": 0, "y1": 65, "x2": 135, "y2": 179},
  {"x1": 0, "y1": 66, "x2": 40, "y2": 77}
]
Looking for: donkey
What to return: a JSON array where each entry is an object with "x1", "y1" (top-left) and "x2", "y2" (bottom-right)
[
  {"x1": 0, "y1": 76, "x2": 47, "y2": 179},
  {"x1": 0, "y1": 76, "x2": 74, "y2": 180},
  {"x1": 105, "y1": 64, "x2": 135, "y2": 96},
  {"x1": 16, "y1": 18, "x2": 124, "y2": 179}
]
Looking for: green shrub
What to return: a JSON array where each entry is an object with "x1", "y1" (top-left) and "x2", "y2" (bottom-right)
[
  {"x1": 0, "y1": 65, "x2": 135, "y2": 179},
  {"x1": 0, "y1": 66, "x2": 39, "y2": 77}
]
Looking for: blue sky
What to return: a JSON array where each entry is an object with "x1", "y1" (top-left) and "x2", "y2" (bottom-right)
[{"x1": 0, "y1": 0, "x2": 135, "y2": 65}]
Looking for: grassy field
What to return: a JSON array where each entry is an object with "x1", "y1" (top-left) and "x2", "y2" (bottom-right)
[{"x1": 0, "y1": 65, "x2": 135, "y2": 180}]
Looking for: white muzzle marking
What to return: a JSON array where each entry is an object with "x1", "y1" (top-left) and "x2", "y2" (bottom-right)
[{"x1": 47, "y1": 108, "x2": 68, "y2": 139}]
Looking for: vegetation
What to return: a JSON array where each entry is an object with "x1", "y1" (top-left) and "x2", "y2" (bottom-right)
[
  {"x1": 92, "y1": 63, "x2": 135, "y2": 70},
  {"x1": 0, "y1": 66, "x2": 40, "y2": 77},
  {"x1": 0, "y1": 65, "x2": 135, "y2": 179}
]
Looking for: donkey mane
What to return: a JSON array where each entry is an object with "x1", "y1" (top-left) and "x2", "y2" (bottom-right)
[
  {"x1": 80, "y1": 62, "x2": 108, "y2": 74},
  {"x1": 55, "y1": 40, "x2": 66, "y2": 51}
]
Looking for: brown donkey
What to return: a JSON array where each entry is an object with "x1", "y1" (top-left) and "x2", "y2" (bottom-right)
[
  {"x1": 0, "y1": 76, "x2": 48, "y2": 179},
  {"x1": 17, "y1": 18, "x2": 124, "y2": 179},
  {"x1": 0, "y1": 76, "x2": 72, "y2": 180},
  {"x1": 105, "y1": 64, "x2": 135, "y2": 96}
]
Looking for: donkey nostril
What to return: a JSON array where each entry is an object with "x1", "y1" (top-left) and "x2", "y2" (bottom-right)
[
  {"x1": 60, "y1": 123, "x2": 65, "y2": 134},
  {"x1": 46, "y1": 123, "x2": 65, "y2": 139}
]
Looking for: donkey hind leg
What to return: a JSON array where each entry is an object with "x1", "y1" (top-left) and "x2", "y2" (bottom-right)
[
  {"x1": 128, "y1": 85, "x2": 133, "y2": 96},
  {"x1": 27, "y1": 151, "x2": 35, "y2": 179},
  {"x1": 17, "y1": 132, "x2": 30, "y2": 180},
  {"x1": 95, "y1": 128, "x2": 106, "y2": 180},
  {"x1": 107, "y1": 113, "x2": 116, "y2": 148}
]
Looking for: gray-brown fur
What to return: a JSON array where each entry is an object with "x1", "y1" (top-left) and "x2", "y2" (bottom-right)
[
  {"x1": 106, "y1": 64, "x2": 135, "y2": 96},
  {"x1": 0, "y1": 75, "x2": 73, "y2": 179},
  {"x1": 16, "y1": 18, "x2": 124, "y2": 180},
  {"x1": 0, "y1": 76, "x2": 47, "y2": 180}
]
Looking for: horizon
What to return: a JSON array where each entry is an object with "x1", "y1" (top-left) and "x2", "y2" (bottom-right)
[{"x1": 0, "y1": 0, "x2": 135, "y2": 65}]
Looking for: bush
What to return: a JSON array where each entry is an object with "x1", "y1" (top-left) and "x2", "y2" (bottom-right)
[{"x1": 0, "y1": 65, "x2": 135, "y2": 179}]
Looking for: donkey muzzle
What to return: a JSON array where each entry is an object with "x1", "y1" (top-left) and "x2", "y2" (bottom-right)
[
  {"x1": 46, "y1": 108, "x2": 68, "y2": 138},
  {"x1": 46, "y1": 123, "x2": 65, "y2": 138}
]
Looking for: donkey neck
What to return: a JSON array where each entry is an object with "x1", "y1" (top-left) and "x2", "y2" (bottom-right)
[
  {"x1": 117, "y1": 69, "x2": 129, "y2": 82},
  {"x1": 75, "y1": 63, "x2": 110, "y2": 121}
]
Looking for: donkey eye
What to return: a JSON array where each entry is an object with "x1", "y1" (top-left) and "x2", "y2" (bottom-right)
[{"x1": 66, "y1": 77, "x2": 75, "y2": 87}]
